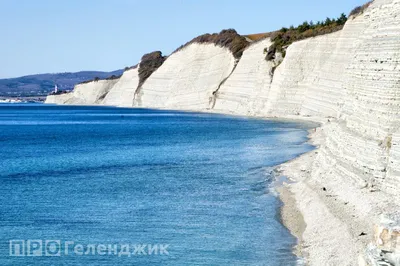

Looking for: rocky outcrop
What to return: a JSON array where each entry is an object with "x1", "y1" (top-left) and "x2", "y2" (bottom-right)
[
  {"x1": 213, "y1": 39, "x2": 278, "y2": 116},
  {"x1": 137, "y1": 51, "x2": 167, "y2": 90},
  {"x1": 363, "y1": 213, "x2": 400, "y2": 266},
  {"x1": 102, "y1": 68, "x2": 139, "y2": 107},
  {"x1": 133, "y1": 43, "x2": 235, "y2": 109}
]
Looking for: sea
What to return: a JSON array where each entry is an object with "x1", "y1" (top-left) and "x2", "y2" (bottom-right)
[{"x1": 0, "y1": 104, "x2": 314, "y2": 265}]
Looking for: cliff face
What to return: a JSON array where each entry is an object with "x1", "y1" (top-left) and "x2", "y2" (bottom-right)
[
  {"x1": 102, "y1": 68, "x2": 139, "y2": 107},
  {"x1": 45, "y1": 92, "x2": 74, "y2": 104},
  {"x1": 341, "y1": 0, "x2": 400, "y2": 196},
  {"x1": 47, "y1": 44, "x2": 236, "y2": 110},
  {"x1": 45, "y1": 79, "x2": 118, "y2": 105},
  {"x1": 213, "y1": 39, "x2": 276, "y2": 116},
  {"x1": 134, "y1": 43, "x2": 235, "y2": 110},
  {"x1": 264, "y1": 30, "x2": 343, "y2": 116},
  {"x1": 267, "y1": 0, "x2": 400, "y2": 196}
]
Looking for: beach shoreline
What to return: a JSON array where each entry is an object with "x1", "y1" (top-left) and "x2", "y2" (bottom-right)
[
  {"x1": 274, "y1": 117, "x2": 400, "y2": 265},
  {"x1": 276, "y1": 185, "x2": 307, "y2": 260}
]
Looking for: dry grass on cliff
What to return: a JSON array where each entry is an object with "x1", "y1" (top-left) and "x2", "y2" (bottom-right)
[
  {"x1": 173, "y1": 29, "x2": 249, "y2": 59},
  {"x1": 349, "y1": 1, "x2": 373, "y2": 18},
  {"x1": 245, "y1": 33, "x2": 272, "y2": 42}
]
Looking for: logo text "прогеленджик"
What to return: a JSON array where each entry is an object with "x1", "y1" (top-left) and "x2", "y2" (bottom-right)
[{"x1": 9, "y1": 240, "x2": 169, "y2": 257}]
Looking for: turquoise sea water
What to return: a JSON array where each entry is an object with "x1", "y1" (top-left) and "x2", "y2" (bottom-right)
[{"x1": 0, "y1": 104, "x2": 314, "y2": 265}]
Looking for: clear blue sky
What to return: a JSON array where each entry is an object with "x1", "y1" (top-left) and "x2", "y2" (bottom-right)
[{"x1": 0, "y1": 0, "x2": 367, "y2": 78}]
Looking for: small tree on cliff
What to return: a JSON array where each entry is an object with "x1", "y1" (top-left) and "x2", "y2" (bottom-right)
[
  {"x1": 337, "y1": 13, "x2": 347, "y2": 25},
  {"x1": 297, "y1": 21, "x2": 311, "y2": 33},
  {"x1": 324, "y1": 17, "x2": 332, "y2": 26}
]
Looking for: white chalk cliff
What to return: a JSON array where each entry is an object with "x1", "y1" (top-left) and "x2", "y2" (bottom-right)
[
  {"x1": 134, "y1": 43, "x2": 235, "y2": 110},
  {"x1": 45, "y1": 79, "x2": 118, "y2": 105},
  {"x1": 102, "y1": 68, "x2": 139, "y2": 107},
  {"x1": 46, "y1": 1, "x2": 400, "y2": 264},
  {"x1": 213, "y1": 38, "x2": 276, "y2": 116},
  {"x1": 256, "y1": 0, "x2": 400, "y2": 195}
]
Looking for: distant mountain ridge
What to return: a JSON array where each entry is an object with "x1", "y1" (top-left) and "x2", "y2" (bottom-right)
[{"x1": 0, "y1": 70, "x2": 123, "y2": 97}]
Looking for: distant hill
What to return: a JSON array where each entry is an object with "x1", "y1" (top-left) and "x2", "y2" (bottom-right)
[{"x1": 0, "y1": 70, "x2": 123, "y2": 97}]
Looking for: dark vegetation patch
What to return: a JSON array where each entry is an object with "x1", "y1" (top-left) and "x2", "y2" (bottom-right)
[
  {"x1": 265, "y1": 13, "x2": 348, "y2": 61},
  {"x1": 78, "y1": 77, "x2": 101, "y2": 85},
  {"x1": 173, "y1": 29, "x2": 249, "y2": 59},
  {"x1": 137, "y1": 51, "x2": 167, "y2": 89},
  {"x1": 105, "y1": 74, "x2": 121, "y2": 80},
  {"x1": 78, "y1": 73, "x2": 123, "y2": 85},
  {"x1": 124, "y1": 64, "x2": 138, "y2": 71},
  {"x1": 349, "y1": 1, "x2": 373, "y2": 17}
]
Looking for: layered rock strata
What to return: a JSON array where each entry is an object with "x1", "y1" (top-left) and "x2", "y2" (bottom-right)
[
  {"x1": 213, "y1": 38, "x2": 277, "y2": 116},
  {"x1": 133, "y1": 43, "x2": 235, "y2": 110},
  {"x1": 102, "y1": 68, "x2": 139, "y2": 107}
]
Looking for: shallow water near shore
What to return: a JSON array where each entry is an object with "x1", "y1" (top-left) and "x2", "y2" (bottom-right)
[{"x1": 0, "y1": 104, "x2": 314, "y2": 265}]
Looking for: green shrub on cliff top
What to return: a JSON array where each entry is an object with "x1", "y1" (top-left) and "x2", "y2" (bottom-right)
[
  {"x1": 265, "y1": 1, "x2": 374, "y2": 61},
  {"x1": 265, "y1": 13, "x2": 348, "y2": 61},
  {"x1": 349, "y1": 1, "x2": 373, "y2": 17}
]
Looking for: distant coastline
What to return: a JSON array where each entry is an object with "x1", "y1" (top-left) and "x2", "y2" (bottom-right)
[{"x1": 0, "y1": 96, "x2": 45, "y2": 103}]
